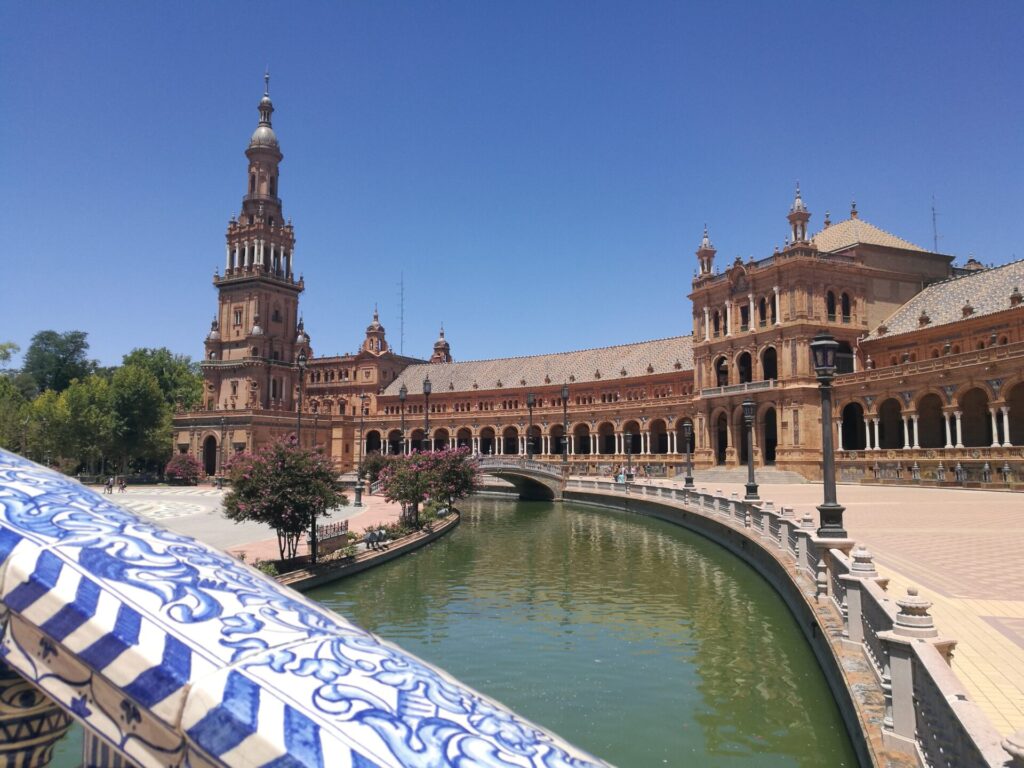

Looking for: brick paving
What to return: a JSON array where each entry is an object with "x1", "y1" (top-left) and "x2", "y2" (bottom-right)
[{"x1": 637, "y1": 475, "x2": 1024, "y2": 736}]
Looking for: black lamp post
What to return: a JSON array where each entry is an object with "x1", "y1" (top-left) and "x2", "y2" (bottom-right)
[
  {"x1": 526, "y1": 393, "x2": 536, "y2": 458},
  {"x1": 811, "y1": 332, "x2": 847, "y2": 538},
  {"x1": 399, "y1": 383, "x2": 407, "y2": 455},
  {"x1": 355, "y1": 392, "x2": 368, "y2": 507},
  {"x1": 296, "y1": 351, "x2": 308, "y2": 445},
  {"x1": 682, "y1": 420, "x2": 694, "y2": 488},
  {"x1": 561, "y1": 383, "x2": 569, "y2": 465},
  {"x1": 625, "y1": 430, "x2": 633, "y2": 481},
  {"x1": 312, "y1": 404, "x2": 319, "y2": 453},
  {"x1": 743, "y1": 398, "x2": 759, "y2": 500},
  {"x1": 423, "y1": 376, "x2": 432, "y2": 451}
]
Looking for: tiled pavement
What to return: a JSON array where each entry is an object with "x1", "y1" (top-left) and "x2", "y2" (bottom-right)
[{"x1": 638, "y1": 475, "x2": 1024, "y2": 736}]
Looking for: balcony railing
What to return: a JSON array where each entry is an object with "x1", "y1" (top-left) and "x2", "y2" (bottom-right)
[{"x1": 699, "y1": 379, "x2": 776, "y2": 398}]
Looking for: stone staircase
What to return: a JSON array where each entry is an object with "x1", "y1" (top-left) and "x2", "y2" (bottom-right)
[{"x1": 685, "y1": 466, "x2": 808, "y2": 484}]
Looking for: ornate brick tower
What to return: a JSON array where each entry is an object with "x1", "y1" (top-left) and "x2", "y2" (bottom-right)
[{"x1": 202, "y1": 74, "x2": 308, "y2": 413}]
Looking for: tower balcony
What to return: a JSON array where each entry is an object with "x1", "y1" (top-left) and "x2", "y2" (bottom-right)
[{"x1": 214, "y1": 264, "x2": 303, "y2": 290}]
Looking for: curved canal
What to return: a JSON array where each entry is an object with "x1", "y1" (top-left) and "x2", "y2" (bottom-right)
[{"x1": 310, "y1": 497, "x2": 856, "y2": 766}]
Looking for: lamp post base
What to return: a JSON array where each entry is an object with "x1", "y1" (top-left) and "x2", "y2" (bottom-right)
[
  {"x1": 684, "y1": 474, "x2": 695, "y2": 488},
  {"x1": 354, "y1": 482, "x2": 364, "y2": 508},
  {"x1": 744, "y1": 482, "x2": 760, "y2": 501},
  {"x1": 816, "y1": 502, "x2": 847, "y2": 538}
]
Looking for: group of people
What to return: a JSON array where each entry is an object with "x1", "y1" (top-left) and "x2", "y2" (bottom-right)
[
  {"x1": 103, "y1": 477, "x2": 127, "y2": 494},
  {"x1": 362, "y1": 528, "x2": 391, "y2": 551},
  {"x1": 610, "y1": 464, "x2": 653, "y2": 484}
]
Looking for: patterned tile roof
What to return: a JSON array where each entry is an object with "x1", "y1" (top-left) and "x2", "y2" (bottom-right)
[
  {"x1": 384, "y1": 336, "x2": 694, "y2": 396},
  {"x1": 866, "y1": 259, "x2": 1024, "y2": 340},
  {"x1": 811, "y1": 215, "x2": 927, "y2": 253}
]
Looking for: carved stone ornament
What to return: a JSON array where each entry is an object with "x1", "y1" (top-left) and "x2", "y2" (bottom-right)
[
  {"x1": 942, "y1": 385, "x2": 957, "y2": 403},
  {"x1": 900, "y1": 391, "x2": 914, "y2": 407},
  {"x1": 988, "y1": 379, "x2": 1003, "y2": 397}
]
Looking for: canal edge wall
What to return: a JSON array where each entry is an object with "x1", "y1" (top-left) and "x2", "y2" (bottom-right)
[
  {"x1": 566, "y1": 486, "x2": 894, "y2": 768},
  {"x1": 277, "y1": 511, "x2": 461, "y2": 592}
]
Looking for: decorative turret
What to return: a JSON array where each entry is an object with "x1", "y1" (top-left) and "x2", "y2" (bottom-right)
[
  {"x1": 363, "y1": 307, "x2": 389, "y2": 355},
  {"x1": 696, "y1": 225, "x2": 716, "y2": 276},
  {"x1": 787, "y1": 183, "x2": 810, "y2": 243},
  {"x1": 431, "y1": 325, "x2": 453, "y2": 363},
  {"x1": 295, "y1": 316, "x2": 310, "y2": 345},
  {"x1": 206, "y1": 316, "x2": 221, "y2": 341}
]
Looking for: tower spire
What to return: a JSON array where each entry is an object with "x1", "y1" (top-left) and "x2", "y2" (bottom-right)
[
  {"x1": 696, "y1": 224, "x2": 716, "y2": 277},
  {"x1": 787, "y1": 183, "x2": 811, "y2": 243},
  {"x1": 264, "y1": 68, "x2": 270, "y2": 97}
]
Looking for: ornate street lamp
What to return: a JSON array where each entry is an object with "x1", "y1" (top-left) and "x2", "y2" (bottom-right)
[
  {"x1": 423, "y1": 376, "x2": 432, "y2": 451},
  {"x1": 811, "y1": 332, "x2": 847, "y2": 538},
  {"x1": 296, "y1": 351, "x2": 308, "y2": 445},
  {"x1": 355, "y1": 392, "x2": 369, "y2": 507},
  {"x1": 743, "y1": 398, "x2": 759, "y2": 501},
  {"x1": 526, "y1": 393, "x2": 536, "y2": 458},
  {"x1": 682, "y1": 420, "x2": 695, "y2": 488},
  {"x1": 312, "y1": 404, "x2": 319, "y2": 453},
  {"x1": 399, "y1": 383, "x2": 408, "y2": 455},
  {"x1": 561, "y1": 383, "x2": 570, "y2": 466},
  {"x1": 219, "y1": 417, "x2": 226, "y2": 478},
  {"x1": 625, "y1": 430, "x2": 633, "y2": 481}
]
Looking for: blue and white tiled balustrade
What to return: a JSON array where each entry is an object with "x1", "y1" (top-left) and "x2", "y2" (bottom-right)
[{"x1": 0, "y1": 449, "x2": 606, "y2": 767}]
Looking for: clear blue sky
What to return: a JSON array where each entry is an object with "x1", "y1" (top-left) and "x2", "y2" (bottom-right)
[{"x1": 3, "y1": 2, "x2": 1022, "y2": 367}]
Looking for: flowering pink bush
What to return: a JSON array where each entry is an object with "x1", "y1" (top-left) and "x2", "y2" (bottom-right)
[
  {"x1": 222, "y1": 435, "x2": 347, "y2": 561},
  {"x1": 164, "y1": 453, "x2": 202, "y2": 485},
  {"x1": 377, "y1": 447, "x2": 479, "y2": 525}
]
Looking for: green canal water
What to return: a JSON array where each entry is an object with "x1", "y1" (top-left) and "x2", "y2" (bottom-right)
[{"x1": 49, "y1": 496, "x2": 856, "y2": 767}]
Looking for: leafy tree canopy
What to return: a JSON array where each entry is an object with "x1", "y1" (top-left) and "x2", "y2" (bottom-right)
[
  {"x1": 0, "y1": 375, "x2": 29, "y2": 452},
  {"x1": 223, "y1": 436, "x2": 347, "y2": 561},
  {"x1": 121, "y1": 347, "x2": 203, "y2": 411},
  {"x1": 21, "y1": 330, "x2": 97, "y2": 394},
  {"x1": 111, "y1": 364, "x2": 169, "y2": 468},
  {"x1": 0, "y1": 342, "x2": 19, "y2": 367}
]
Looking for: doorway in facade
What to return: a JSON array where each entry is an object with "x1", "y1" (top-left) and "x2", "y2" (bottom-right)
[
  {"x1": 762, "y1": 408, "x2": 777, "y2": 464},
  {"x1": 715, "y1": 414, "x2": 728, "y2": 465},
  {"x1": 203, "y1": 436, "x2": 217, "y2": 476}
]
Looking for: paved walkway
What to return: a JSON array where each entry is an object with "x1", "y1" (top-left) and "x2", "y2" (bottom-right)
[{"x1": 630, "y1": 474, "x2": 1024, "y2": 736}]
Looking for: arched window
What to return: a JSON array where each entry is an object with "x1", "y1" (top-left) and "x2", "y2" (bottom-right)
[
  {"x1": 737, "y1": 352, "x2": 752, "y2": 384},
  {"x1": 249, "y1": 173, "x2": 256, "y2": 194},
  {"x1": 758, "y1": 297, "x2": 768, "y2": 326},
  {"x1": 761, "y1": 347, "x2": 778, "y2": 380},
  {"x1": 826, "y1": 291, "x2": 837, "y2": 320},
  {"x1": 269, "y1": 175, "x2": 277, "y2": 197},
  {"x1": 714, "y1": 356, "x2": 728, "y2": 387},
  {"x1": 841, "y1": 293, "x2": 852, "y2": 321},
  {"x1": 713, "y1": 311, "x2": 721, "y2": 336}
]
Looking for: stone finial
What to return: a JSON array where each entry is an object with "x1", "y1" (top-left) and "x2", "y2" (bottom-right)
[
  {"x1": 801, "y1": 512, "x2": 816, "y2": 529},
  {"x1": 1002, "y1": 730, "x2": 1024, "y2": 765},
  {"x1": 894, "y1": 587, "x2": 938, "y2": 638},
  {"x1": 918, "y1": 310, "x2": 931, "y2": 326},
  {"x1": 850, "y1": 544, "x2": 878, "y2": 578},
  {"x1": 962, "y1": 301, "x2": 974, "y2": 317},
  {"x1": 1011, "y1": 286, "x2": 1022, "y2": 307},
  {"x1": 780, "y1": 505, "x2": 794, "y2": 518}
]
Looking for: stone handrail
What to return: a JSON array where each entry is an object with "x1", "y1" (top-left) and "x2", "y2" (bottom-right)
[
  {"x1": 478, "y1": 456, "x2": 564, "y2": 478},
  {"x1": 0, "y1": 449, "x2": 606, "y2": 767},
  {"x1": 699, "y1": 378, "x2": 777, "y2": 398},
  {"x1": 564, "y1": 477, "x2": 1020, "y2": 768}
]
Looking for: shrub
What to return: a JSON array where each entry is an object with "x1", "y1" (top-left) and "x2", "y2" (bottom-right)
[{"x1": 165, "y1": 453, "x2": 202, "y2": 485}]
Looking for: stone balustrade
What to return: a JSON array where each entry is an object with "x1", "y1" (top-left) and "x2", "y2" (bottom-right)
[{"x1": 564, "y1": 477, "x2": 1021, "y2": 767}]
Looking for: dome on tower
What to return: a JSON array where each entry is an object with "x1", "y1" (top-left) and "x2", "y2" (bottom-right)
[
  {"x1": 249, "y1": 124, "x2": 278, "y2": 149},
  {"x1": 249, "y1": 71, "x2": 279, "y2": 149},
  {"x1": 434, "y1": 326, "x2": 447, "y2": 348},
  {"x1": 366, "y1": 308, "x2": 384, "y2": 334},
  {"x1": 790, "y1": 183, "x2": 807, "y2": 213},
  {"x1": 206, "y1": 317, "x2": 221, "y2": 341},
  {"x1": 295, "y1": 316, "x2": 310, "y2": 344}
]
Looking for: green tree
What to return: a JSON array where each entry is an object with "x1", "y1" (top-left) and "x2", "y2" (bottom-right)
[
  {"x1": 377, "y1": 448, "x2": 479, "y2": 526},
  {"x1": 121, "y1": 347, "x2": 203, "y2": 411},
  {"x1": 111, "y1": 364, "x2": 168, "y2": 470},
  {"x1": 428, "y1": 447, "x2": 480, "y2": 511},
  {"x1": 223, "y1": 436, "x2": 347, "y2": 561},
  {"x1": 28, "y1": 389, "x2": 68, "y2": 466},
  {"x1": 21, "y1": 330, "x2": 97, "y2": 394},
  {"x1": 61, "y1": 375, "x2": 115, "y2": 473},
  {"x1": 0, "y1": 376, "x2": 29, "y2": 453},
  {"x1": 0, "y1": 342, "x2": 19, "y2": 368},
  {"x1": 165, "y1": 453, "x2": 202, "y2": 485}
]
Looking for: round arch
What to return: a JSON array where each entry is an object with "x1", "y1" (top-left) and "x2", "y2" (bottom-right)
[
  {"x1": 433, "y1": 428, "x2": 450, "y2": 451},
  {"x1": 674, "y1": 417, "x2": 695, "y2": 455},
  {"x1": 479, "y1": 427, "x2": 497, "y2": 455},
  {"x1": 649, "y1": 418, "x2": 668, "y2": 454},
  {"x1": 365, "y1": 430, "x2": 382, "y2": 455},
  {"x1": 596, "y1": 421, "x2": 616, "y2": 454},
  {"x1": 761, "y1": 406, "x2": 778, "y2": 464},
  {"x1": 959, "y1": 388, "x2": 992, "y2": 447},
  {"x1": 840, "y1": 402, "x2": 866, "y2": 451},
  {"x1": 622, "y1": 420, "x2": 642, "y2": 454},
  {"x1": 877, "y1": 398, "x2": 903, "y2": 449},
  {"x1": 1008, "y1": 382, "x2": 1024, "y2": 446},
  {"x1": 713, "y1": 356, "x2": 728, "y2": 387},
  {"x1": 572, "y1": 422, "x2": 592, "y2": 454},
  {"x1": 916, "y1": 393, "x2": 945, "y2": 448},
  {"x1": 761, "y1": 346, "x2": 778, "y2": 380},
  {"x1": 386, "y1": 429, "x2": 403, "y2": 455},
  {"x1": 202, "y1": 435, "x2": 218, "y2": 476},
  {"x1": 502, "y1": 426, "x2": 520, "y2": 455},
  {"x1": 736, "y1": 351, "x2": 753, "y2": 384},
  {"x1": 456, "y1": 427, "x2": 473, "y2": 449}
]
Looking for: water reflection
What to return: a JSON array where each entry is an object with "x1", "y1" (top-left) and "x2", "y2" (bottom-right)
[{"x1": 312, "y1": 498, "x2": 855, "y2": 767}]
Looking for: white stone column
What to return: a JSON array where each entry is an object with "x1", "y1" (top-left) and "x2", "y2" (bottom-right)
[
  {"x1": 773, "y1": 286, "x2": 781, "y2": 325},
  {"x1": 912, "y1": 415, "x2": 920, "y2": 449},
  {"x1": 225, "y1": 243, "x2": 232, "y2": 271},
  {"x1": 944, "y1": 414, "x2": 953, "y2": 449},
  {"x1": 836, "y1": 418, "x2": 845, "y2": 451},
  {"x1": 863, "y1": 417, "x2": 872, "y2": 450},
  {"x1": 748, "y1": 293, "x2": 755, "y2": 328},
  {"x1": 1002, "y1": 406, "x2": 1012, "y2": 447},
  {"x1": 990, "y1": 408, "x2": 1001, "y2": 447},
  {"x1": 725, "y1": 301, "x2": 733, "y2": 336},
  {"x1": 954, "y1": 411, "x2": 964, "y2": 448},
  {"x1": 669, "y1": 431, "x2": 677, "y2": 454},
  {"x1": 902, "y1": 416, "x2": 910, "y2": 449},
  {"x1": 615, "y1": 433, "x2": 621, "y2": 454},
  {"x1": 569, "y1": 435, "x2": 575, "y2": 455},
  {"x1": 872, "y1": 418, "x2": 880, "y2": 450},
  {"x1": 703, "y1": 307, "x2": 710, "y2": 341}
]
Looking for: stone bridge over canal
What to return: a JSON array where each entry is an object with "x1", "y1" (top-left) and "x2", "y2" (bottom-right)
[{"x1": 476, "y1": 457, "x2": 567, "y2": 500}]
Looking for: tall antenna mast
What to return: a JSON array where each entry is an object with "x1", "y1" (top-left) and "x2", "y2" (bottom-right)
[
  {"x1": 931, "y1": 195, "x2": 940, "y2": 252},
  {"x1": 399, "y1": 272, "x2": 405, "y2": 355}
]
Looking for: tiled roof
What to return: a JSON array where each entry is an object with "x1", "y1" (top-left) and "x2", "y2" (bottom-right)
[
  {"x1": 866, "y1": 259, "x2": 1024, "y2": 340},
  {"x1": 384, "y1": 336, "x2": 694, "y2": 396},
  {"x1": 812, "y1": 216, "x2": 926, "y2": 253}
]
